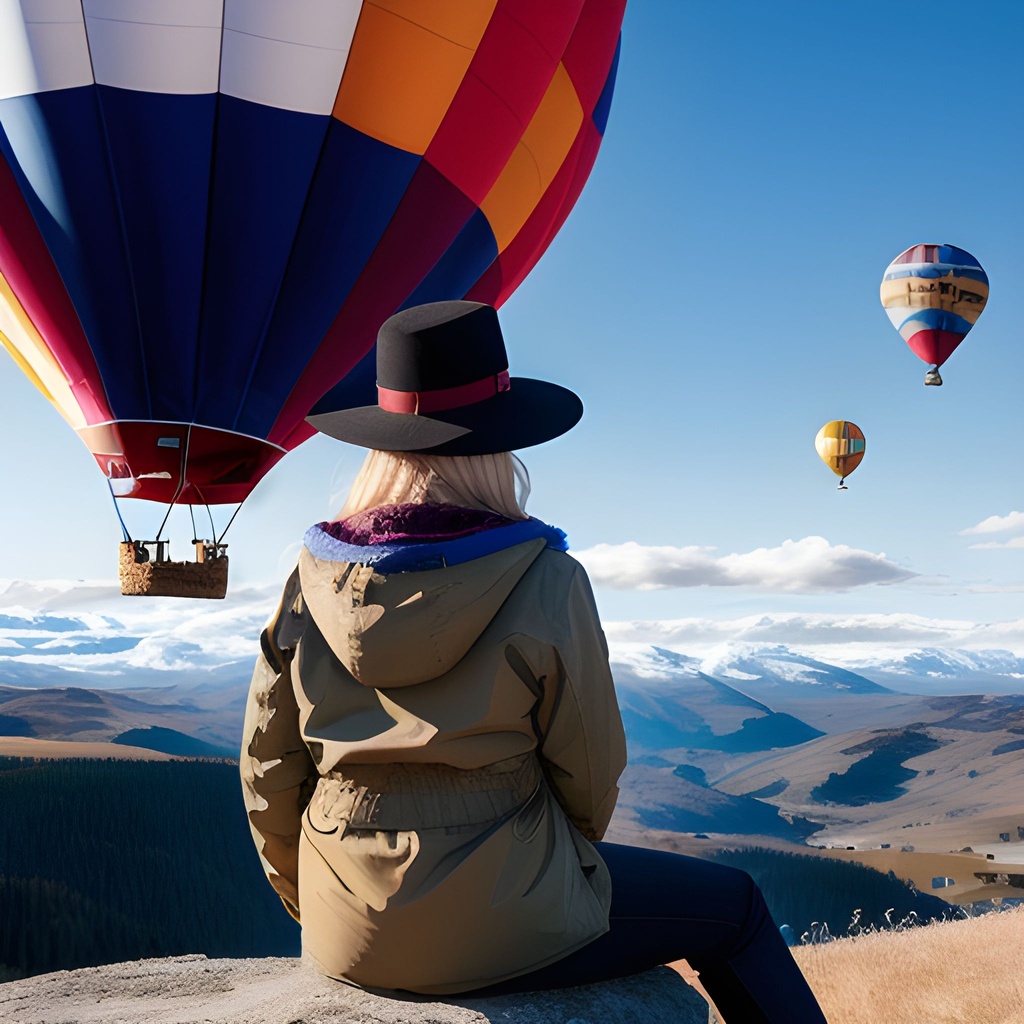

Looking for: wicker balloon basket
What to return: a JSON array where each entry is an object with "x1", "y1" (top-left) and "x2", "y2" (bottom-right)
[{"x1": 118, "y1": 541, "x2": 229, "y2": 599}]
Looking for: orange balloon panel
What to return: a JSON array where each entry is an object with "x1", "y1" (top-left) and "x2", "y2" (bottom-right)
[{"x1": 815, "y1": 420, "x2": 865, "y2": 479}]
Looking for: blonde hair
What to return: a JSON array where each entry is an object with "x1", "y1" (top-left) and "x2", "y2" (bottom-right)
[{"x1": 337, "y1": 450, "x2": 529, "y2": 522}]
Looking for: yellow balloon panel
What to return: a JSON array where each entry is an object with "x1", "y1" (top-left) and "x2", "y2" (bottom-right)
[
  {"x1": 879, "y1": 274, "x2": 988, "y2": 325},
  {"x1": 815, "y1": 420, "x2": 865, "y2": 479}
]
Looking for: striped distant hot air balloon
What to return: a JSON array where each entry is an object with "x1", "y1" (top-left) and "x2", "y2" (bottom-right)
[{"x1": 880, "y1": 244, "x2": 988, "y2": 386}]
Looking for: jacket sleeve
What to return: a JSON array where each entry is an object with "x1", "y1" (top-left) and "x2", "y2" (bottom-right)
[
  {"x1": 239, "y1": 570, "x2": 318, "y2": 922},
  {"x1": 536, "y1": 561, "x2": 627, "y2": 842}
]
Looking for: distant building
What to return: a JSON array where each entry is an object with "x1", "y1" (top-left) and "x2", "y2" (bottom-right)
[
  {"x1": 974, "y1": 871, "x2": 1024, "y2": 889},
  {"x1": 1000, "y1": 833, "x2": 1011, "y2": 842},
  {"x1": 931, "y1": 876, "x2": 955, "y2": 889}
]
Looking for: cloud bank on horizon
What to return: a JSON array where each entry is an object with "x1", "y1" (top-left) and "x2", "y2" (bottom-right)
[
  {"x1": 3, "y1": 579, "x2": 1024, "y2": 689},
  {"x1": 572, "y1": 536, "x2": 917, "y2": 592},
  {"x1": 602, "y1": 610, "x2": 1024, "y2": 659}
]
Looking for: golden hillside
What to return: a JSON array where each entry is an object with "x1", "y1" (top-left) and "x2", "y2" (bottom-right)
[{"x1": 791, "y1": 905, "x2": 1024, "y2": 1024}]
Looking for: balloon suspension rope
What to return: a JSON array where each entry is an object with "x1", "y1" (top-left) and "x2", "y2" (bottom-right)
[
  {"x1": 216, "y1": 502, "x2": 244, "y2": 546},
  {"x1": 155, "y1": 425, "x2": 191, "y2": 544},
  {"x1": 106, "y1": 481, "x2": 132, "y2": 543},
  {"x1": 204, "y1": 501, "x2": 216, "y2": 543},
  {"x1": 188, "y1": 482, "x2": 244, "y2": 547}
]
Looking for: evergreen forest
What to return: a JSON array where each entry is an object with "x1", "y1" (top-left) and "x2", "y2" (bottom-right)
[
  {"x1": 710, "y1": 846, "x2": 956, "y2": 941},
  {"x1": 0, "y1": 757, "x2": 299, "y2": 981},
  {"x1": 0, "y1": 756, "x2": 959, "y2": 983}
]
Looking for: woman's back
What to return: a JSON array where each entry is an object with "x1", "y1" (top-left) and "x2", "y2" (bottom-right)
[{"x1": 242, "y1": 501, "x2": 625, "y2": 992}]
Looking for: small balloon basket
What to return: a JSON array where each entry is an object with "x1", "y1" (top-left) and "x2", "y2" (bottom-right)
[{"x1": 118, "y1": 540, "x2": 228, "y2": 599}]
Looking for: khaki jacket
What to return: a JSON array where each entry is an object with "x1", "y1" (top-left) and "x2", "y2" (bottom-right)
[{"x1": 240, "y1": 525, "x2": 626, "y2": 994}]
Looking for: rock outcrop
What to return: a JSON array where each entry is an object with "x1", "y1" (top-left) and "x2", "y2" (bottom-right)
[{"x1": 0, "y1": 954, "x2": 711, "y2": 1024}]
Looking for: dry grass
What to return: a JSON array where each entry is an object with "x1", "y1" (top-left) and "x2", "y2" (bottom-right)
[{"x1": 790, "y1": 905, "x2": 1024, "y2": 1024}]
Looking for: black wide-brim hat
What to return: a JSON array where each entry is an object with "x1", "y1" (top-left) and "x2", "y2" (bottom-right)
[{"x1": 306, "y1": 301, "x2": 583, "y2": 456}]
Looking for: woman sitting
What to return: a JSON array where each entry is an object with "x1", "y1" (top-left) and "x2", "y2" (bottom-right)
[{"x1": 241, "y1": 301, "x2": 828, "y2": 1023}]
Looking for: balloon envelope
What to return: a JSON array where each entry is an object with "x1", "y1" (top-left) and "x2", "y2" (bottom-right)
[
  {"x1": 0, "y1": 0, "x2": 624, "y2": 505},
  {"x1": 880, "y1": 244, "x2": 988, "y2": 370},
  {"x1": 815, "y1": 420, "x2": 865, "y2": 481}
]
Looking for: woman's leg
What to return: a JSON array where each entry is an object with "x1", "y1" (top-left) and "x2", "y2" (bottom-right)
[{"x1": 478, "y1": 842, "x2": 827, "y2": 1024}]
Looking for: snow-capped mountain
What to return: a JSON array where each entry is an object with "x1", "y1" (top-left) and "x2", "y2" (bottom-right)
[
  {"x1": 843, "y1": 648, "x2": 1024, "y2": 695},
  {"x1": 696, "y1": 643, "x2": 893, "y2": 698},
  {"x1": 611, "y1": 645, "x2": 824, "y2": 752},
  {"x1": 2, "y1": 581, "x2": 1023, "y2": 699}
]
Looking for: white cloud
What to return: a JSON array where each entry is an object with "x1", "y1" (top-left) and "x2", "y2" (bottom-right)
[
  {"x1": 603, "y1": 611, "x2": 1024, "y2": 659},
  {"x1": 968, "y1": 536, "x2": 1024, "y2": 551},
  {"x1": 0, "y1": 578, "x2": 279, "y2": 683},
  {"x1": 573, "y1": 536, "x2": 917, "y2": 593},
  {"x1": 960, "y1": 511, "x2": 1024, "y2": 536}
]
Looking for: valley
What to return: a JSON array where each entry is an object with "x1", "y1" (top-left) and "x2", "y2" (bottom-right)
[{"x1": 2, "y1": 631, "x2": 1023, "y2": 907}]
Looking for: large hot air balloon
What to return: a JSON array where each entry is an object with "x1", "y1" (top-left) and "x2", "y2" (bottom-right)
[
  {"x1": 0, "y1": 0, "x2": 624, "y2": 596},
  {"x1": 815, "y1": 420, "x2": 865, "y2": 490},
  {"x1": 880, "y1": 244, "x2": 988, "y2": 386}
]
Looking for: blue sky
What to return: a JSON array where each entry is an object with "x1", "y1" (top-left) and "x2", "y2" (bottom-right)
[{"x1": 2, "y1": 1, "x2": 1023, "y2": 656}]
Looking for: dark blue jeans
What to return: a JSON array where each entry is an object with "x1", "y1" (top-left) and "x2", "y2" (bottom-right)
[{"x1": 476, "y1": 842, "x2": 828, "y2": 1023}]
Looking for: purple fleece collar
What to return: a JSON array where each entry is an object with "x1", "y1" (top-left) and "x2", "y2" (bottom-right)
[
  {"x1": 304, "y1": 503, "x2": 568, "y2": 572},
  {"x1": 324, "y1": 503, "x2": 516, "y2": 544}
]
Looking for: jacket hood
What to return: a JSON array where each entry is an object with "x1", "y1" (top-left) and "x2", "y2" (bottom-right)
[{"x1": 298, "y1": 512, "x2": 567, "y2": 688}]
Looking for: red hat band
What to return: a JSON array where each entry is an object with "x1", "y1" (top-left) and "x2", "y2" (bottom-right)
[{"x1": 378, "y1": 370, "x2": 511, "y2": 415}]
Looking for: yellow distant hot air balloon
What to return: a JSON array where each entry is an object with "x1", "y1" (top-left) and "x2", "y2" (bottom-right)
[{"x1": 815, "y1": 420, "x2": 865, "y2": 490}]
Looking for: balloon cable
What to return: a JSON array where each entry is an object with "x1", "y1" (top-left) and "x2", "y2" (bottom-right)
[
  {"x1": 205, "y1": 501, "x2": 216, "y2": 543},
  {"x1": 106, "y1": 481, "x2": 132, "y2": 543},
  {"x1": 186, "y1": 483, "x2": 231, "y2": 548},
  {"x1": 155, "y1": 425, "x2": 192, "y2": 543},
  {"x1": 189, "y1": 504, "x2": 198, "y2": 542},
  {"x1": 153, "y1": 500, "x2": 175, "y2": 545},
  {"x1": 216, "y1": 502, "x2": 244, "y2": 546}
]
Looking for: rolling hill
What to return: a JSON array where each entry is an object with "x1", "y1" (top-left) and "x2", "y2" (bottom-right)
[{"x1": 0, "y1": 684, "x2": 240, "y2": 757}]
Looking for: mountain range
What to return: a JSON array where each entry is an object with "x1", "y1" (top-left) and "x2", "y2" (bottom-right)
[{"x1": 3, "y1": 581, "x2": 1024, "y2": 853}]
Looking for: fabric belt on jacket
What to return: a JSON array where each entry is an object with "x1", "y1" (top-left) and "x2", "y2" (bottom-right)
[{"x1": 309, "y1": 753, "x2": 543, "y2": 832}]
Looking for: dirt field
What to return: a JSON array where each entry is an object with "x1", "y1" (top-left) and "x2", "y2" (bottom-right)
[
  {"x1": 0, "y1": 737, "x2": 175, "y2": 760},
  {"x1": 812, "y1": 846, "x2": 1024, "y2": 905},
  {"x1": 608, "y1": 817, "x2": 1024, "y2": 905}
]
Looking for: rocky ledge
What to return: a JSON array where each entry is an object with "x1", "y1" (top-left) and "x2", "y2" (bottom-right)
[{"x1": 0, "y1": 954, "x2": 711, "y2": 1024}]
